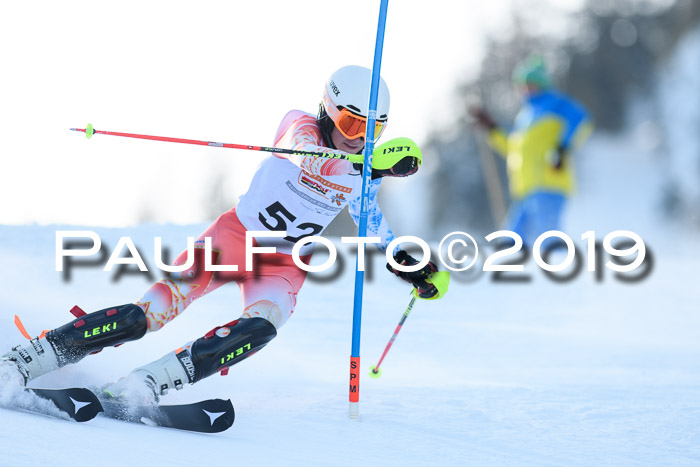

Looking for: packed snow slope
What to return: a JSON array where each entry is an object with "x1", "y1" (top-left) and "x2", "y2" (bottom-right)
[{"x1": 0, "y1": 215, "x2": 698, "y2": 466}]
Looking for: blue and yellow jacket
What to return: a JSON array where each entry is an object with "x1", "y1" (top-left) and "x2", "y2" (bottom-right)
[{"x1": 487, "y1": 90, "x2": 592, "y2": 199}]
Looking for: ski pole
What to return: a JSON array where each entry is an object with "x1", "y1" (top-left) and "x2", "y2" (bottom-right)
[
  {"x1": 70, "y1": 124, "x2": 364, "y2": 163},
  {"x1": 368, "y1": 295, "x2": 417, "y2": 379}
]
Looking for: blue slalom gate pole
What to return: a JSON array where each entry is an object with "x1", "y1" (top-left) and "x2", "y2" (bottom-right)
[{"x1": 349, "y1": 0, "x2": 389, "y2": 419}]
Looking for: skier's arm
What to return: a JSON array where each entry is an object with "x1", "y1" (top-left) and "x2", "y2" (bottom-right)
[
  {"x1": 469, "y1": 105, "x2": 509, "y2": 157},
  {"x1": 349, "y1": 178, "x2": 442, "y2": 299},
  {"x1": 561, "y1": 113, "x2": 593, "y2": 154},
  {"x1": 487, "y1": 129, "x2": 509, "y2": 158},
  {"x1": 553, "y1": 97, "x2": 594, "y2": 169},
  {"x1": 386, "y1": 250, "x2": 439, "y2": 299},
  {"x1": 347, "y1": 178, "x2": 395, "y2": 253},
  {"x1": 274, "y1": 112, "x2": 355, "y2": 176}
]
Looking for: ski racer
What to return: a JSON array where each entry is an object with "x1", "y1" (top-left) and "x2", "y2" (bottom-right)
[{"x1": 2, "y1": 65, "x2": 445, "y2": 404}]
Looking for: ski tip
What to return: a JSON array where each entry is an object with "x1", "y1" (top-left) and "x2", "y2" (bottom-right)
[
  {"x1": 368, "y1": 366, "x2": 382, "y2": 379},
  {"x1": 85, "y1": 123, "x2": 94, "y2": 139}
]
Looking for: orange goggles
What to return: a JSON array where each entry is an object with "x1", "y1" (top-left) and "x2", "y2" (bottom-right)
[{"x1": 324, "y1": 92, "x2": 387, "y2": 141}]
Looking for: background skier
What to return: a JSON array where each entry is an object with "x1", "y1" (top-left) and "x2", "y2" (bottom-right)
[{"x1": 470, "y1": 55, "x2": 593, "y2": 249}]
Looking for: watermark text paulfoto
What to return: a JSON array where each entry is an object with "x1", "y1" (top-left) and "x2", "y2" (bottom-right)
[{"x1": 55, "y1": 230, "x2": 652, "y2": 284}]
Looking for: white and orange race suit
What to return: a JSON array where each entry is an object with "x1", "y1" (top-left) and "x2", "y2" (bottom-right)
[{"x1": 137, "y1": 110, "x2": 396, "y2": 332}]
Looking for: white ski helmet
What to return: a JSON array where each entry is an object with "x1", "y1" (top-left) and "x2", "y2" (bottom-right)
[{"x1": 318, "y1": 65, "x2": 390, "y2": 143}]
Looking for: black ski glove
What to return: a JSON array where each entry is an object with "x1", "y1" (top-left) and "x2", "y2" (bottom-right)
[
  {"x1": 468, "y1": 105, "x2": 497, "y2": 130},
  {"x1": 386, "y1": 250, "x2": 439, "y2": 299},
  {"x1": 552, "y1": 144, "x2": 568, "y2": 170}
]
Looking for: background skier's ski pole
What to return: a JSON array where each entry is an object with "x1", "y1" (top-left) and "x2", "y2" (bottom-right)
[
  {"x1": 70, "y1": 124, "x2": 365, "y2": 163},
  {"x1": 369, "y1": 295, "x2": 416, "y2": 379}
]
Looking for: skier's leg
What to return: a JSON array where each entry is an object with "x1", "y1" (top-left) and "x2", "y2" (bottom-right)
[
  {"x1": 1, "y1": 248, "x2": 226, "y2": 384},
  {"x1": 239, "y1": 275, "x2": 303, "y2": 329},
  {"x1": 101, "y1": 315, "x2": 278, "y2": 402},
  {"x1": 530, "y1": 191, "x2": 567, "y2": 251},
  {"x1": 137, "y1": 209, "x2": 248, "y2": 332},
  {"x1": 1, "y1": 304, "x2": 149, "y2": 384},
  {"x1": 104, "y1": 272, "x2": 305, "y2": 401},
  {"x1": 502, "y1": 197, "x2": 529, "y2": 247},
  {"x1": 1, "y1": 210, "x2": 244, "y2": 384}
]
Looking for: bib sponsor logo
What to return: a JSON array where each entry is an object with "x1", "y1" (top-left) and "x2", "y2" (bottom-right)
[
  {"x1": 299, "y1": 174, "x2": 330, "y2": 196},
  {"x1": 304, "y1": 172, "x2": 352, "y2": 193},
  {"x1": 284, "y1": 180, "x2": 342, "y2": 213},
  {"x1": 331, "y1": 193, "x2": 346, "y2": 206}
]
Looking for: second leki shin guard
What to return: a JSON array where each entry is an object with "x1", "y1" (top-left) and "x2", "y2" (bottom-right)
[{"x1": 108, "y1": 317, "x2": 278, "y2": 398}]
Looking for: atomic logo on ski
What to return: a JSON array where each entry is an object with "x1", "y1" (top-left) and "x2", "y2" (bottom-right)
[
  {"x1": 26, "y1": 387, "x2": 103, "y2": 422},
  {"x1": 99, "y1": 397, "x2": 234, "y2": 432},
  {"x1": 202, "y1": 409, "x2": 226, "y2": 426},
  {"x1": 69, "y1": 396, "x2": 93, "y2": 416}
]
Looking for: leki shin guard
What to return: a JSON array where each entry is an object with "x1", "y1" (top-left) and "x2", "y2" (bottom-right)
[
  {"x1": 2, "y1": 304, "x2": 147, "y2": 383},
  {"x1": 111, "y1": 317, "x2": 277, "y2": 397}
]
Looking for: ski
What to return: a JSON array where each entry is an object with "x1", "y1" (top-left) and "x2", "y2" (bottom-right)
[
  {"x1": 99, "y1": 397, "x2": 235, "y2": 433},
  {"x1": 27, "y1": 387, "x2": 104, "y2": 422}
]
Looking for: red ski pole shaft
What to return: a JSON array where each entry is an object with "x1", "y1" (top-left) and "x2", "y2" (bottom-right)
[
  {"x1": 69, "y1": 125, "x2": 364, "y2": 163},
  {"x1": 370, "y1": 295, "x2": 417, "y2": 378}
]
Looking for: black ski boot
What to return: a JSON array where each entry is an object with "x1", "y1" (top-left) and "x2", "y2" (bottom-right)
[
  {"x1": 101, "y1": 317, "x2": 277, "y2": 402},
  {"x1": 1, "y1": 304, "x2": 147, "y2": 384}
]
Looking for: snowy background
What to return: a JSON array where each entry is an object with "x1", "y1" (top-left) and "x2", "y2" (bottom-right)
[{"x1": 2, "y1": 0, "x2": 700, "y2": 465}]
